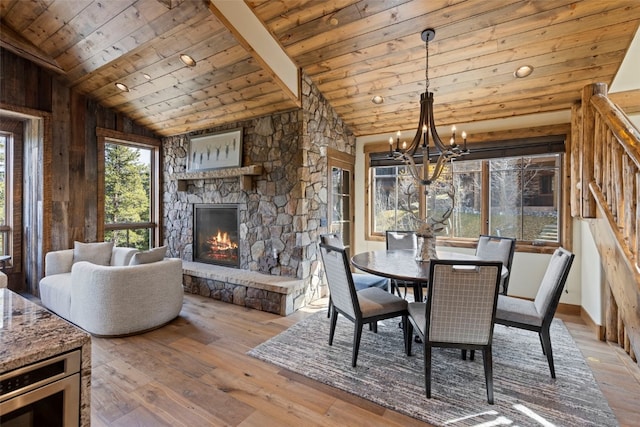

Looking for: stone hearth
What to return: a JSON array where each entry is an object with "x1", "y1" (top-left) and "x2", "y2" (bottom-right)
[{"x1": 182, "y1": 262, "x2": 305, "y2": 315}]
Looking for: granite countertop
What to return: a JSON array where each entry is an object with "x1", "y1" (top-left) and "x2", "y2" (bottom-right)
[{"x1": 0, "y1": 288, "x2": 91, "y2": 373}]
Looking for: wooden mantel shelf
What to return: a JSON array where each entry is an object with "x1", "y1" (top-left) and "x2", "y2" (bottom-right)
[{"x1": 174, "y1": 165, "x2": 262, "y2": 191}]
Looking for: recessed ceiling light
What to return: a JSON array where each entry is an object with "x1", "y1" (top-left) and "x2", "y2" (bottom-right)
[
  {"x1": 180, "y1": 54, "x2": 196, "y2": 67},
  {"x1": 514, "y1": 65, "x2": 534, "y2": 78},
  {"x1": 371, "y1": 95, "x2": 384, "y2": 104},
  {"x1": 115, "y1": 82, "x2": 129, "y2": 92},
  {"x1": 143, "y1": 73, "x2": 151, "y2": 80},
  {"x1": 329, "y1": 17, "x2": 339, "y2": 26}
]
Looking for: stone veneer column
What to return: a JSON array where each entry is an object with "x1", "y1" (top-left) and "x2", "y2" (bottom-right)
[{"x1": 162, "y1": 72, "x2": 355, "y2": 312}]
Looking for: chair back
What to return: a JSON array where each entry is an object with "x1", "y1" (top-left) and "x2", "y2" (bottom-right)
[
  {"x1": 320, "y1": 233, "x2": 344, "y2": 248},
  {"x1": 426, "y1": 260, "x2": 502, "y2": 345},
  {"x1": 386, "y1": 230, "x2": 418, "y2": 250},
  {"x1": 475, "y1": 235, "x2": 516, "y2": 293},
  {"x1": 319, "y1": 243, "x2": 359, "y2": 319},
  {"x1": 475, "y1": 234, "x2": 515, "y2": 267},
  {"x1": 533, "y1": 247, "x2": 574, "y2": 324}
]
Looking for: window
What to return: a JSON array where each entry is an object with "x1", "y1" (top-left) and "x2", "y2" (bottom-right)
[
  {"x1": 371, "y1": 165, "x2": 421, "y2": 232},
  {"x1": 102, "y1": 139, "x2": 159, "y2": 250},
  {"x1": 368, "y1": 143, "x2": 565, "y2": 250},
  {"x1": 0, "y1": 132, "x2": 10, "y2": 256},
  {"x1": 445, "y1": 154, "x2": 562, "y2": 243}
]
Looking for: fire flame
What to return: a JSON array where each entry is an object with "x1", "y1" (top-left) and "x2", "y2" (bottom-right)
[{"x1": 206, "y1": 230, "x2": 238, "y2": 253}]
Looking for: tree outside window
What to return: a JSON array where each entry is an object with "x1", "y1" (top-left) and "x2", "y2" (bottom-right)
[
  {"x1": 370, "y1": 153, "x2": 562, "y2": 246},
  {"x1": 372, "y1": 165, "x2": 421, "y2": 232},
  {"x1": 104, "y1": 143, "x2": 152, "y2": 250}
]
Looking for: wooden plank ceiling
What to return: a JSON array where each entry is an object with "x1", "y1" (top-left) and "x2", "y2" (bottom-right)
[{"x1": 1, "y1": 0, "x2": 639, "y2": 138}]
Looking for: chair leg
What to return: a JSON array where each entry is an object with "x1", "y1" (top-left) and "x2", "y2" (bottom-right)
[
  {"x1": 538, "y1": 333, "x2": 546, "y2": 355},
  {"x1": 540, "y1": 329, "x2": 556, "y2": 378},
  {"x1": 461, "y1": 349, "x2": 476, "y2": 360},
  {"x1": 370, "y1": 321, "x2": 377, "y2": 333},
  {"x1": 328, "y1": 310, "x2": 338, "y2": 346},
  {"x1": 352, "y1": 322, "x2": 364, "y2": 367},
  {"x1": 406, "y1": 321, "x2": 414, "y2": 355},
  {"x1": 483, "y1": 347, "x2": 494, "y2": 405},
  {"x1": 402, "y1": 315, "x2": 411, "y2": 356},
  {"x1": 327, "y1": 296, "x2": 332, "y2": 318},
  {"x1": 425, "y1": 344, "x2": 432, "y2": 398}
]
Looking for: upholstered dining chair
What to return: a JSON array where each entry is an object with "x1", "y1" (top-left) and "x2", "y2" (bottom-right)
[
  {"x1": 475, "y1": 234, "x2": 516, "y2": 295},
  {"x1": 320, "y1": 233, "x2": 390, "y2": 317},
  {"x1": 494, "y1": 247, "x2": 574, "y2": 378},
  {"x1": 385, "y1": 230, "x2": 418, "y2": 298},
  {"x1": 406, "y1": 259, "x2": 503, "y2": 404},
  {"x1": 319, "y1": 243, "x2": 409, "y2": 367}
]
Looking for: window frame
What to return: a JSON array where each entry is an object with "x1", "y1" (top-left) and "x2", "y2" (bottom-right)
[
  {"x1": 97, "y1": 128, "x2": 162, "y2": 249},
  {"x1": 0, "y1": 130, "x2": 12, "y2": 258},
  {"x1": 364, "y1": 126, "x2": 572, "y2": 254},
  {"x1": 0, "y1": 118, "x2": 24, "y2": 273}
]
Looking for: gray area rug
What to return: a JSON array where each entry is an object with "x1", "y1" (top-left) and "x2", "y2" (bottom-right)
[{"x1": 248, "y1": 312, "x2": 618, "y2": 426}]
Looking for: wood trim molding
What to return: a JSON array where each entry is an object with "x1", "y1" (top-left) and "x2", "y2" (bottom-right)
[
  {"x1": 580, "y1": 307, "x2": 607, "y2": 341},
  {"x1": 96, "y1": 127, "x2": 160, "y2": 146}
]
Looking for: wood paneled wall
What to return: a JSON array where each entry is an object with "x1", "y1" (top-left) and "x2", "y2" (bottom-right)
[{"x1": 0, "y1": 48, "x2": 158, "y2": 294}]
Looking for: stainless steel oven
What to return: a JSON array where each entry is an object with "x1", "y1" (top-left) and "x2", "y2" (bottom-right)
[{"x1": 1, "y1": 350, "x2": 81, "y2": 427}]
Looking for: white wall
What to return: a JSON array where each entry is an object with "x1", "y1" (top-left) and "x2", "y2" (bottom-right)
[{"x1": 580, "y1": 219, "x2": 604, "y2": 324}]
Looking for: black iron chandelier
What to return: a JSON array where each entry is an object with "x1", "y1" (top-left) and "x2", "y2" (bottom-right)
[{"x1": 390, "y1": 28, "x2": 469, "y2": 186}]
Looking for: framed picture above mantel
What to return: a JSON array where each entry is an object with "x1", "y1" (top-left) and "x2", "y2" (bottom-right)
[{"x1": 187, "y1": 127, "x2": 243, "y2": 172}]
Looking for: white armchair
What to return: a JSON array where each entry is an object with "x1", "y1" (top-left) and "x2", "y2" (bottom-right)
[
  {"x1": 0, "y1": 271, "x2": 7, "y2": 288},
  {"x1": 39, "y1": 245, "x2": 184, "y2": 337}
]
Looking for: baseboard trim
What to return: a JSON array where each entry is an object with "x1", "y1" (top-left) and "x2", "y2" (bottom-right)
[
  {"x1": 556, "y1": 302, "x2": 581, "y2": 316},
  {"x1": 580, "y1": 307, "x2": 606, "y2": 341}
]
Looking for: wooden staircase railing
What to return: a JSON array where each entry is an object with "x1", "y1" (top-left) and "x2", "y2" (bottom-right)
[{"x1": 575, "y1": 83, "x2": 640, "y2": 364}]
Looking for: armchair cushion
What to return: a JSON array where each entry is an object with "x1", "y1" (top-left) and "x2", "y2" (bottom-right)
[
  {"x1": 496, "y1": 295, "x2": 543, "y2": 327},
  {"x1": 352, "y1": 273, "x2": 388, "y2": 291},
  {"x1": 39, "y1": 273, "x2": 72, "y2": 319},
  {"x1": 73, "y1": 241, "x2": 114, "y2": 266},
  {"x1": 129, "y1": 246, "x2": 167, "y2": 265},
  {"x1": 357, "y1": 287, "x2": 407, "y2": 317},
  {"x1": 111, "y1": 247, "x2": 139, "y2": 266},
  {"x1": 45, "y1": 249, "x2": 74, "y2": 276}
]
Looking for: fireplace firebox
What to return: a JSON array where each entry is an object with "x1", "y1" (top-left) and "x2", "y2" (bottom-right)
[{"x1": 193, "y1": 204, "x2": 240, "y2": 268}]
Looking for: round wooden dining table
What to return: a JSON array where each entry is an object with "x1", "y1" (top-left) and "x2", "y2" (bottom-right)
[{"x1": 351, "y1": 249, "x2": 508, "y2": 301}]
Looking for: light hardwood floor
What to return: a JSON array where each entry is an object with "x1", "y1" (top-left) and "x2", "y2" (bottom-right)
[{"x1": 90, "y1": 293, "x2": 640, "y2": 427}]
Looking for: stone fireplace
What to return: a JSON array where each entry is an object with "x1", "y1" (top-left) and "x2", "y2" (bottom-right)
[
  {"x1": 162, "y1": 74, "x2": 356, "y2": 315},
  {"x1": 193, "y1": 204, "x2": 240, "y2": 268}
]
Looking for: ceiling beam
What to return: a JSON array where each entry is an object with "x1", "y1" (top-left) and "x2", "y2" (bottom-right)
[{"x1": 208, "y1": 0, "x2": 300, "y2": 106}]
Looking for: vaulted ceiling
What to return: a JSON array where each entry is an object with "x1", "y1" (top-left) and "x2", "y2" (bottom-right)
[{"x1": 1, "y1": 0, "x2": 639, "y2": 138}]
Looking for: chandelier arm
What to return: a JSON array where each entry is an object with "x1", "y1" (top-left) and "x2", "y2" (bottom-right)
[
  {"x1": 427, "y1": 154, "x2": 448, "y2": 183},
  {"x1": 427, "y1": 92, "x2": 447, "y2": 152},
  {"x1": 395, "y1": 152, "x2": 423, "y2": 183},
  {"x1": 409, "y1": 92, "x2": 428, "y2": 156}
]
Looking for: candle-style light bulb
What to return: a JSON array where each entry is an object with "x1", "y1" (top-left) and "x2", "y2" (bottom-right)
[
  {"x1": 389, "y1": 136, "x2": 393, "y2": 155},
  {"x1": 396, "y1": 131, "x2": 401, "y2": 151},
  {"x1": 402, "y1": 141, "x2": 407, "y2": 150},
  {"x1": 462, "y1": 131, "x2": 468, "y2": 151},
  {"x1": 422, "y1": 124, "x2": 427, "y2": 147}
]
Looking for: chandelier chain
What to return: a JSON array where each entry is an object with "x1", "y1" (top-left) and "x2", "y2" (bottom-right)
[{"x1": 425, "y1": 34, "x2": 429, "y2": 91}]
